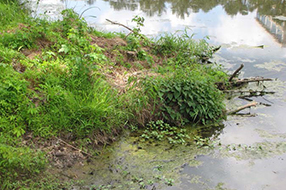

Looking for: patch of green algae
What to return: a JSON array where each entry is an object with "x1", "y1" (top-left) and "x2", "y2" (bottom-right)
[
  {"x1": 64, "y1": 125, "x2": 286, "y2": 189},
  {"x1": 65, "y1": 131, "x2": 214, "y2": 189}
]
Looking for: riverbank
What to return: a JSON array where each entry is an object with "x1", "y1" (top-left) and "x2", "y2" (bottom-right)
[{"x1": 0, "y1": 1, "x2": 229, "y2": 189}]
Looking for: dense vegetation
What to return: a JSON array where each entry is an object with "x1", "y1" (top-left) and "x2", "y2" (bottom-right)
[{"x1": 0, "y1": 0, "x2": 228, "y2": 189}]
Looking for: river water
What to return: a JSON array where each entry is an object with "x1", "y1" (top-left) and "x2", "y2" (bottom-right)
[{"x1": 29, "y1": 0, "x2": 286, "y2": 189}]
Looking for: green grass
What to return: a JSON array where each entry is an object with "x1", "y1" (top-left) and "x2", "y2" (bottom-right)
[{"x1": 0, "y1": 0, "x2": 29, "y2": 30}]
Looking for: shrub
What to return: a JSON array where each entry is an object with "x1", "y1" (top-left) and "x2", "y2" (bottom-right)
[{"x1": 141, "y1": 68, "x2": 226, "y2": 126}]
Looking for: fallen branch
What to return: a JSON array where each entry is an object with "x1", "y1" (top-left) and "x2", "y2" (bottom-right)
[
  {"x1": 229, "y1": 64, "x2": 244, "y2": 82},
  {"x1": 238, "y1": 96, "x2": 272, "y2": 106},
  {"x1": 233, "y1": 77, "x2": 273, "y2": 84},
  {"x1": 216, "y1": 77, "x2": 273, "y2": 90},
  {"x1": 223, "y1": 90, "x2": 275, "y2": 94},
  {"x1": 106, "y1": 19, "x2": 149, "y2": 41},
  {"x1": 235, "y1": 113, "x2": 257, "y2": 117},
  {"x1": 106, "y1": 19, "x2": 134, "y2": 33},
  {"x1": 56, "y1": 138, "x2": 92, "y2": 157},
  {"x1": 227, "y1": 101, "x2": 258, "y2": 115},
  {"x1": 238, "y1": 91, "x2": 275, "y2": 99}
]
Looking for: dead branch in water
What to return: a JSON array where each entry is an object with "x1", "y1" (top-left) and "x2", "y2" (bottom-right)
[
  {"x1": 232, "y1": 77, "x2": 273, "y2": 84},
  {"x1": 238, "y1": 91, "x2": 275, "y2": 99},
  {"x1": 227, "y1": 101, "x2": 258, "y2": 115},
  {"x1": 229, "y1": 64, "x2": 244, "y2": 82},
  {"x1": 216, "y1": 77, "x2": 273, "y2": 90},
  {"x1": 223, "y1": 90, "x2": 275, "y2": 94}
]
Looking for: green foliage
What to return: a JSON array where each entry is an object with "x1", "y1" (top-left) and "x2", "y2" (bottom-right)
[
  {"x1": 141, "y1": 120, "x2": 190, "y2": 145},
  {"x1": 141, "y1": 67, "x2": 226, "y2": 126},
  {"x1": 0, "y1": 25, "x2": 44, "y2": 50},
  {"x1": 0, "y1": 63, "x2": 30, "y2": 137},
  {"x1": 0, "y1": 0, "x2": 29, "y2": 30},
  {"x1": 131, "y1": 15, "x2": 145, "y2": 37},
  {"x1": 61, "y1": 9, "x2": 89, "y2": 37},
  {"x1": 154, "y1": 31, "x2": 215, "y2": 66},
  {"x1": 38, "y1": 77, "x2": 127, "y2": 137},
  {"x1": 0, "y1": 136, "x2": 46, "y2": 189},
  {"x1": 0, "y1": 44, "x2": 23, "y2": 63}
]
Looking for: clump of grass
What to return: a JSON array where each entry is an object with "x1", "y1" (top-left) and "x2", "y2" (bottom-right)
[
  {"x1": 0, "y1": 0, "x2": 29, "y2": 30},
  {"x1": 153, "y1": 31, "x2": 214, "y2": 66}
]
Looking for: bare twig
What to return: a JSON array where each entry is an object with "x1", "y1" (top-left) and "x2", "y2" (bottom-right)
[
  {"x1": 229, "y1": 64, "x2": 244, "y2": 82},
  {"x1": 105, "y1": 19, "x2": 149, "y2": 41},
  {"x1": 56, "y1": 138, "x2": 92, "y2": 157},
  {"x1": 106, "y1": 19, "x2": 135, "y2": 33},
  {"x1": 227, "y1": 101, "x2": 258, "y2": 115}
]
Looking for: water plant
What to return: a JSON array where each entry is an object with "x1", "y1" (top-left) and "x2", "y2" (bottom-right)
[{"x1": 141, "y1": 120, "x2": 190, "y2": 145}]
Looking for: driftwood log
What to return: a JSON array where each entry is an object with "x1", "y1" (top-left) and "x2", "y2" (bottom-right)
[{"x1": 227, "y1": 101, "x2": 258, "y2": 115}]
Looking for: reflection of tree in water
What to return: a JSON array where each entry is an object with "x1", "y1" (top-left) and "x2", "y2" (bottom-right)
[
  {"x1": 250, "y1": 0, "x2": 286, "y2": 16},
  {"x1": 86, "y1": 0, "x2": 96, "y2": 5},
  {"x1": 103, "y1": 0, "x2": 138, "y2": 11},
  {"x1": 170, "y1": 0, "x2": 193, "y2": 19},
  {"x1": 223, "y1": 0, "x2": 251, "y2": 15},
  {"x1": 84, "y1": 0, "x2": 286, "y2": 18}
]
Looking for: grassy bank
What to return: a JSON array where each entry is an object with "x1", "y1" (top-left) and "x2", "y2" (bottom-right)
[{"x1": 0, "y1": 1, "x2": 228, "y2": 189}]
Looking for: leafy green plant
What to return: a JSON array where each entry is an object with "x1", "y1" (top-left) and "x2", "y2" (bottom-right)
[
  {"x1": 165, "y1": 178, "x2": 174, "y2": 186},
  {"x1": 131, "y1": 15, "x2": 145, "y2": 38},
  {"x1": 141, "y1": 120, "x2": 190, "y2": 145},
  {"x1": 141, "y1": 68, "x2": 226, "y2": 126},
  {"x1": 0, "y1": 136, "x2": 46, "y2": 189}
]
